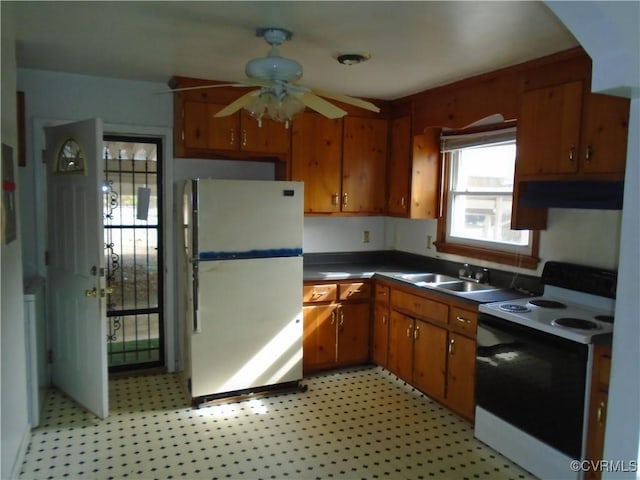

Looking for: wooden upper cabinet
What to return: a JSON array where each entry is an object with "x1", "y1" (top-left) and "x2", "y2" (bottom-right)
[
  {"x1": 342, "y1": 116, "x2": 388, "y2": 214},
  {"x1": 516, "y1": 80, "x2": 629, "y2": 179},
  {"x1": 172, "y1": 78, "x2": 290, "y2": 160},
  {"x1": 388, "y1": 116, "x2": 412, "y2": 215},
  {"x1": 387, "y1": 117, "x2": 440, "y2": 219},
  {"x1": 516, "y1": 80, "x2": 583, "y2": 176},
  {"x1": 291, "y1": 112, "x2": 343, "y2": 213},
  {"x1": 580, "y1": 93, "x2": 630, "y2": 175},
  {"x1": 240, "y1": 110, "x2": 291, "y2": 154}
]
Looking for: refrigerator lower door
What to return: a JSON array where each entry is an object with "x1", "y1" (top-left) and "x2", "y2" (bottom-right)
[{"x1": 190, "y1": 256, "x2": 303, "y2": 398}]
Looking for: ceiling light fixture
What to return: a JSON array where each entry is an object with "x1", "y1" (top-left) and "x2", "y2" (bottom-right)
[
  {"x1": 243, "y1": 85, "x2": 306, "y2": 129},
  {"x1": 336, "y1": 53, "x2": 371, "y2": 65}
]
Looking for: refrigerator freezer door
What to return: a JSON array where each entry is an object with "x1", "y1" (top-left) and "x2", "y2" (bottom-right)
[
  {"x1": 190, "y1": 256, "x2": 303, "y2": 398},
  {"x1": 195, "y1": 179, "x2": 303, "y2": 256}
]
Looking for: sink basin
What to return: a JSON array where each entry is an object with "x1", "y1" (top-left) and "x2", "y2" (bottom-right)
[
  {"x1": 396, "y1": 273, "x2": 457, "y2": 284},
  {"x1": 431, "y1": 281, "x2": 497, "y2": 293}
]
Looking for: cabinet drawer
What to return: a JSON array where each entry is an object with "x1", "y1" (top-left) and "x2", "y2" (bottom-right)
[
  {"x1": 339, "y1": 282, "x2": 371, "y2": 301},
  {"x1": 449, "y1": 307, "x2": 478, "y2": 337},
  {"x1": 391, "y1": 290, "x2": 448, "y2": 324},
  {"x1": 375, "y1": 283, "x2": 390, "y2": 303},
  {"x1": 303, "y1": 284, "x2": 337, "y2": 303}
]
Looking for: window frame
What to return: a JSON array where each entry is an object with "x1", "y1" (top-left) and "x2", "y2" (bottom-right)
[{"x1": 435, "y1": 123, "x2": 539, "y2": 269}]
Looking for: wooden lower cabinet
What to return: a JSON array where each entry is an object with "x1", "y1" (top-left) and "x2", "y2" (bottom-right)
[
  {"x1": 585, "y1": 344, "x2": 612, "y2": 480},
  {"x1": 377, "y1": 280, "x2": 478, "y2": 421},
  {"x1": 372, "y1": 302, "x2": 390, "y2": 367},
  {"x1": 302, "y1": 281, "x2": 371, "y2": 373},
  {"x1": 446, "y1": 332, "x2": 476, "y2": 419},
  {"x1": 413, "y1": 320, "x2": 447, "y2": 400},
  {"x1": 388, "y1": 311, "x2": 414, "y2": 381}
]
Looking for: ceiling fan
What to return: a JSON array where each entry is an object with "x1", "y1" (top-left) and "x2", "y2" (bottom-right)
[{"x1": 165, "y1": 27, "x2": 380, "y2": 126}]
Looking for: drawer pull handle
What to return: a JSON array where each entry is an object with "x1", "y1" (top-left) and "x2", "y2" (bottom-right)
[
  {"x1": 331, "y1": 311, "x2": 336, "y2": 325},
  {"x1": 313, "y1": 290, "x2": 328, "y2": 296},
  {"x1": 343, "y1": 192, "x2": 348, "y2": 206},
  {"x1": 585, "y1": 145, "x2": 593, "y2": 163},
  {"x1": 406, "y1": 327, "x2": 412, "y2": 338},
  {"x1": 339, "y1": 309, "x2": 344, "y2": 326},
  {"x1": 332, "y1": 193, "x2": 340, "y2": 205},
  {"x1": 414, "y1": 325, "x2": 420, "y2": 340},
  {"x1": 456, "y1": 316, "x2": 471, "y2": 324},
  {"x1": 448, "y1": 338, "x2": 455, "y2": 355},
  {"x1": 569, "y1": 144, "x2": 575, "y2": 162}
]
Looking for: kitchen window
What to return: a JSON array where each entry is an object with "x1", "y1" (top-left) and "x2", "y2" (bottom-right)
[{"x1": 436, "y1": 122, "x2": 539, "y2": 268}]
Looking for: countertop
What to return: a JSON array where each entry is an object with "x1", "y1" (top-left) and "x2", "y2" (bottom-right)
[{"x1": 303, "y1": 261, "x2": 530, "y2": 305}]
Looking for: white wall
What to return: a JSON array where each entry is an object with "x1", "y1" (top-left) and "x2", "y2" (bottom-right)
[
  {"x1": 385, "y1": 209, "x2": 621, "y2": 276},
  {"x1": 304, "y1": 216, "x2": 386, "y2": 253},
  {"x1": 1, "y1": 3, "x2": 31, "y2": 478}
]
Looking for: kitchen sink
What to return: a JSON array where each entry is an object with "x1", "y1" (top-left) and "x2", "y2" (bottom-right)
[
  {"x1": 395, "y1": 273, "x2": 458, "y2": 283},
  {"x1": 431, "y1": 281, "x2": 497, "y2": 293}
]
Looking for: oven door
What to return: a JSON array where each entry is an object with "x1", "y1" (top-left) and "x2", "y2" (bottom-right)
[{"x1": 476, "y1": 313, "x2": 588, "y2": 459}]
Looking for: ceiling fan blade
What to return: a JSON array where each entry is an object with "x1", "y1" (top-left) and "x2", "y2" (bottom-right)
[
  {"x1": 214, "y1": 90, "x2": 260, "y2": 117},
  {"x1": 298, "y1": 93, "x2": 348, "y2": 119},
  {"x1": 155, "y1": 79, "x2": 278, "y2": 94},
  {"x1": 310, "y1": 88, "x2": 380, "y2": 113}
]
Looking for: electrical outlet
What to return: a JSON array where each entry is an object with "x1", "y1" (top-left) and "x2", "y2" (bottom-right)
[
  {"x1": 363, "y1": 230, "x2": 370, "y2": 243},
  {"x1": 427, "y1": 235, "x2": 433, "y2": 249}
]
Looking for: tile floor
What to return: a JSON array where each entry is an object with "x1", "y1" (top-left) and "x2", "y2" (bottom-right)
[{"x1": 19, "y1": 366, "x2": 536, "y2": 480}]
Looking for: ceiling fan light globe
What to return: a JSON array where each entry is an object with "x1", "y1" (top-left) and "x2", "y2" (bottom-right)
[{"x1": 245, "y1": 56, "x2": 303, "y2": 82}]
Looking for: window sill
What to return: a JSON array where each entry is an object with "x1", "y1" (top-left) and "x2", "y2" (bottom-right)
[{"x1": 434, "y1": 241, "x2": 539, "y2": 270}]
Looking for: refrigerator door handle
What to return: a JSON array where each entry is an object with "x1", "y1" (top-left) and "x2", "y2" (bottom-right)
[
  {"x1": 191, "y1": 179, "x2": 201, "y2": 333},
  {"x1": 192, "y1": 259, "x2": 201, "y2": 333}
]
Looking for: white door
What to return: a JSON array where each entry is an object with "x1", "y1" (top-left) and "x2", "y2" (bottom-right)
[{"x1": 46, "y1": 119, "x2": 108, "y2": 418}]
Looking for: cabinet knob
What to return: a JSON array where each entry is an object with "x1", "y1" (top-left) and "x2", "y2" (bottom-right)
[
  {"x1": 585, "y1": 145, "x2": 593, "y2": 163},
  {"x1": 597, "y1": 400, "x2": 606, "y2": 424}
]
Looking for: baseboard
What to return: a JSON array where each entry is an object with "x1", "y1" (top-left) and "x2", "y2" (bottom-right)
[{"x1": 10, "y1": 425, "x2": 31, "y2": 479}]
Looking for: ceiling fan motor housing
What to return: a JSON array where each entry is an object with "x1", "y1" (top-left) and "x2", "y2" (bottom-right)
[{"x1": 245, "y1": 56, "x2": 303, "y2": 82}]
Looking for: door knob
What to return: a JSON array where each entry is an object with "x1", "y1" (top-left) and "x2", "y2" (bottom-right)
[{"x1": 85, "y1": 287, "x2": 98, "y2": 297}]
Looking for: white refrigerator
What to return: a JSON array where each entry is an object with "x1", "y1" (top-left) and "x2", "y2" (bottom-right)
[{"x1": 181, "y1": 179, "x2": 304, "y2": 403}]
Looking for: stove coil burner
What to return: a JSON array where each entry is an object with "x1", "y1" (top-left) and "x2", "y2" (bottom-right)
[
  {"x1": 552, "y1": 317, "x2": 601, "y2": 330},
  {"x1": 594, "y1": 315, "x2": 614, "y2": 324},
  {"x1": 529, "y1": 299, "x2": 567, "y2": 309},
  {"x1": 498, "y1": 304, "x2": 531, "y2": 313}
]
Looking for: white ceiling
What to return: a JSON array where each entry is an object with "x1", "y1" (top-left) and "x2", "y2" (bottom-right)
[{"x1": 13, "y1": 1, "x2": 578, "y2": 100}]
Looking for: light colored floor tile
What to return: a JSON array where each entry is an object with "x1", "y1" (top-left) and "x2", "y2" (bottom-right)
[{"x1": 20, "y1": 365, "x2": 536, "y2": 480}]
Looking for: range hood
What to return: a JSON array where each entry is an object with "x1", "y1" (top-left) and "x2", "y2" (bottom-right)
[{"x1": 518, "y1": 180, "x2": 624, "y2": 210}]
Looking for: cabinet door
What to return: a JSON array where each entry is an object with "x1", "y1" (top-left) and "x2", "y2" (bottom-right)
[
  {"x1": 446, "y1": 332, "x2": 476, "y2": 419},
  {"x1": 372, "y1": 303, "x2": 390, "y2": 367},
  {"x1": 337, "y1": 303, "x2": 370, "y2": 365},
  {"x1": 342, "y1": 117, "x2": 388, "y2": 213},
  {"x1": 413, "y1": 320, "x2": 447, "y2": 400},
  {"x1": 516, "y1": 81, "x2": 583, "y2": 176},
  {"x1": 387, "y1": 311, "x2": 414, "y2": 382},
  {"x1": 208, "y1": 103, "x2": 241, "y2": 151},
  {"x1": 580, "y1": 93, "x2": 630, "y2": 175},
  {"x1": 291, "y1": 113, "x2": 343, "y2": 213},
  {"x1": 183, "y1": 101, "x2": 212, "y2": 150},
  {"x1": 240, "y1": 111, "x2": 290, "y2": 154},
  {"x1": 303, "y1": 305, "x2": 337, "y2": 371},
  {"x1": 585, "y1": 391, "x2": 608, "y2": 480},
  {"x1": 387, "y1": 116, "x2": 411, "y2": 216}
]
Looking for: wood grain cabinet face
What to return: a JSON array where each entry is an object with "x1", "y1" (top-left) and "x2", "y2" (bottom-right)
[
  {"x1": 446, "y1": 332, "x2": 476, "y2": 419},
  {"x1": 387, "y1": 310, "x2": 415, "y2": 382},
  {"x1": 413, "y1": 320, "x2": 447, "y2": 400},
  {"x1": 516, "y1": 80, "x2": 629, "y2": 179},
  {"x1": 585, "y1": 345, "x2": 612, "y2": 480},
  {"x1": 372, "y1": 303, "x2": 390, "y2": 367},
  {"x1": 302, "y1": 280, "x2": 371, "y2": 373},
  {"x1": 387, "y1": 118, "x2": 440, "y2": 219},
  {"x1": 342, "y1": 116, "x2": 388, "y2": 214},
  {"x1": 291, "y1": 113, "x2": 343, "y2": 213}
]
